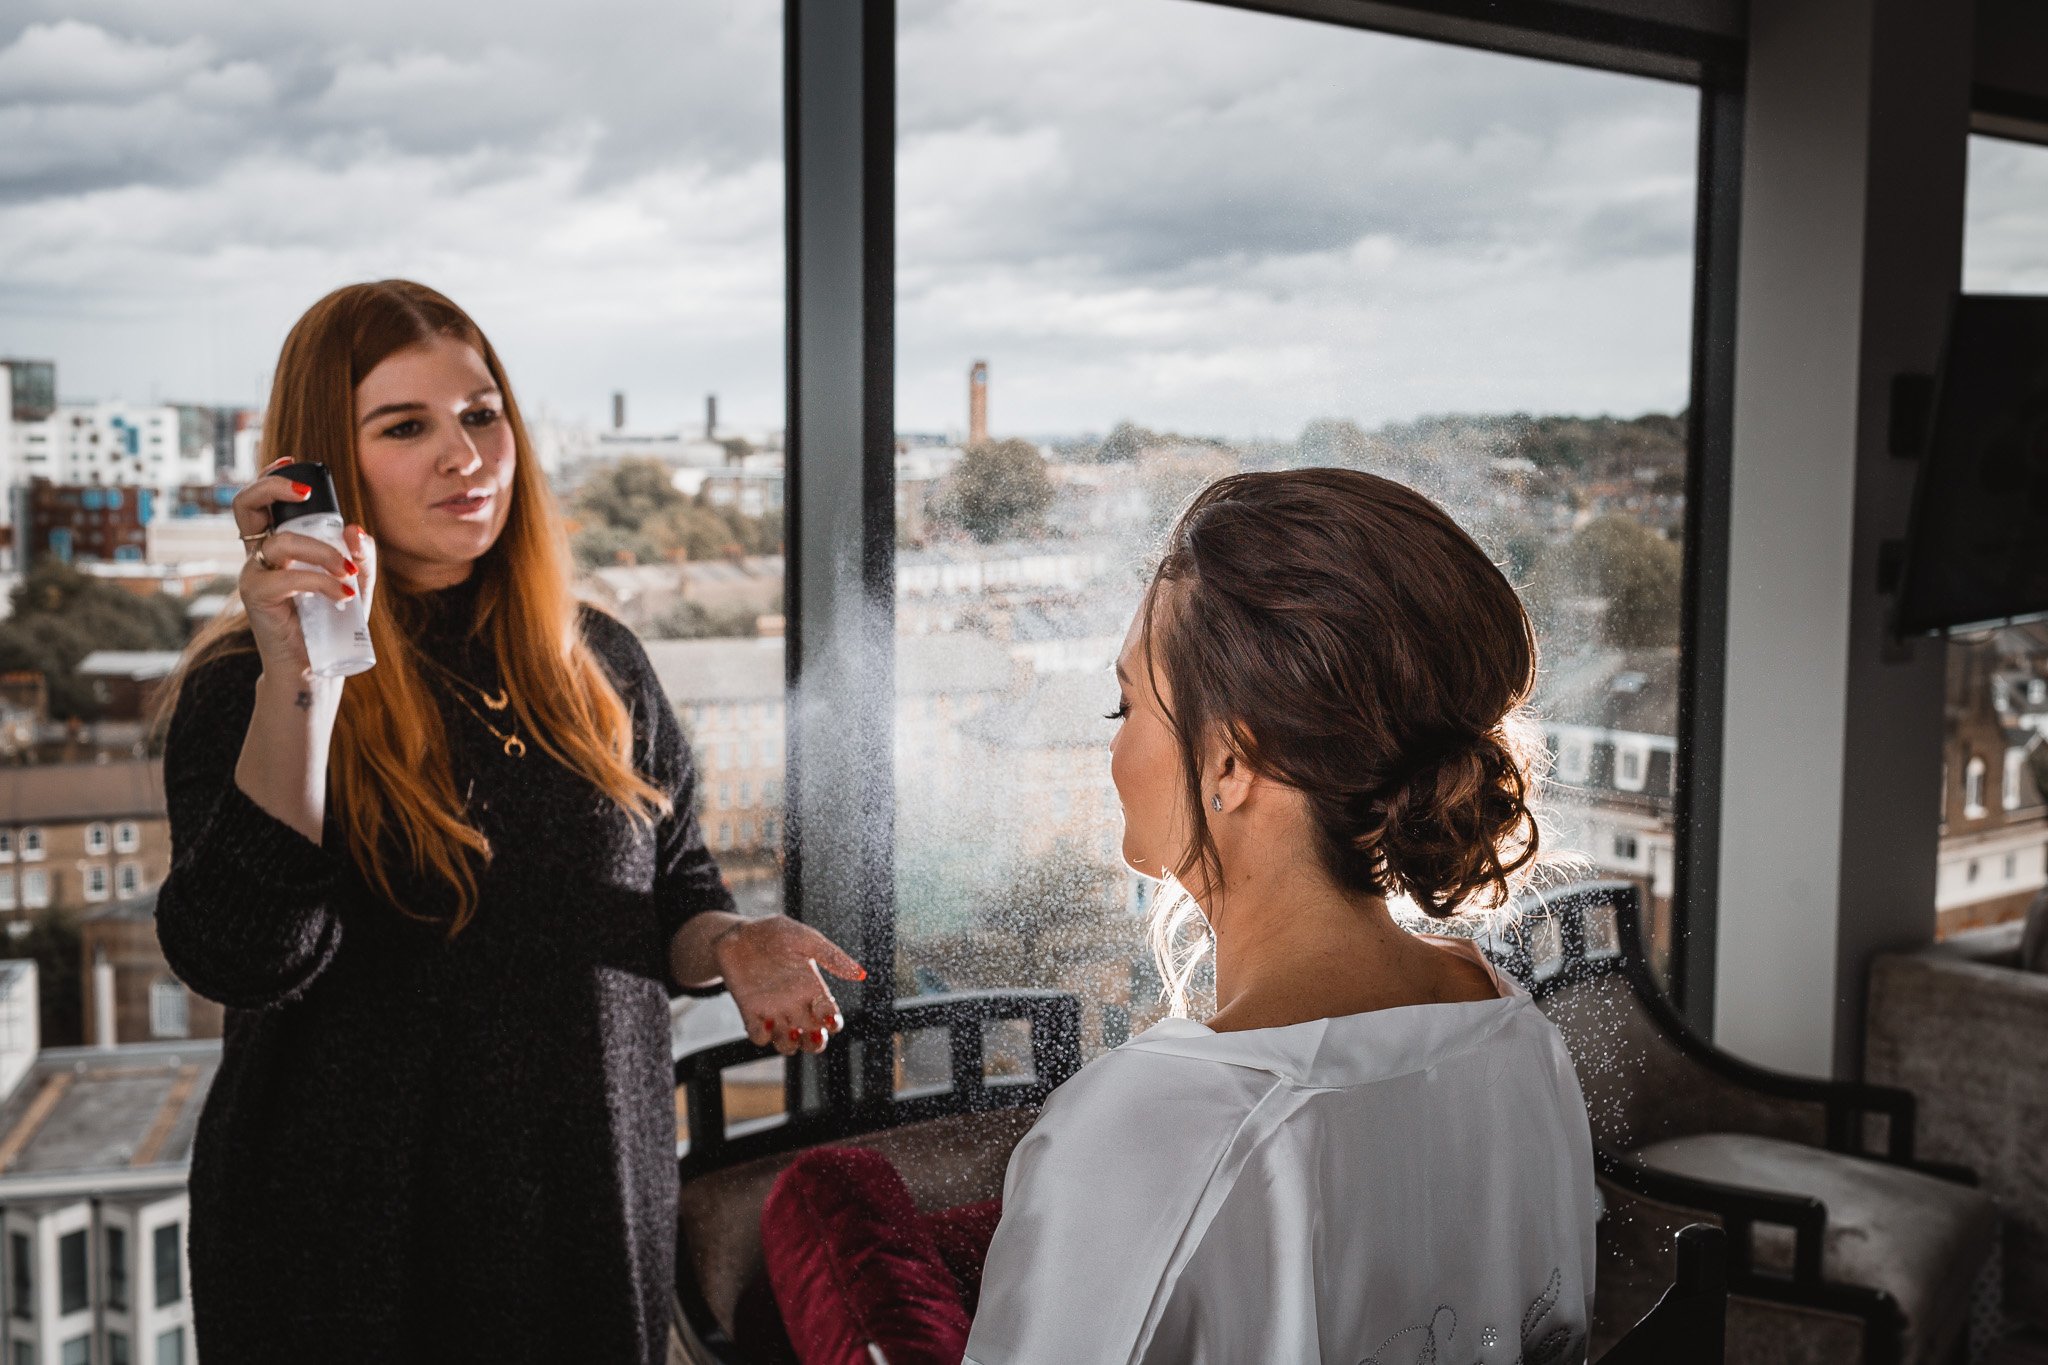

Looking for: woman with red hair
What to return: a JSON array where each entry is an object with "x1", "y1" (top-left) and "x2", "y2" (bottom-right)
[{"x1": 154, "y1": 280, "x2": 858, "y2": 1363}]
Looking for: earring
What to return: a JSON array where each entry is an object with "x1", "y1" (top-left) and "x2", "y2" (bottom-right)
[{"x1": 1210, "y1": 794, "x2": 1223, "y2": 812}]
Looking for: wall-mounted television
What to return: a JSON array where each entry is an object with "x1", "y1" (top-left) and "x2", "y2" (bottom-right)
[{"x1": 1897, "y1": 293, "x2": 2048, "y2": 634}]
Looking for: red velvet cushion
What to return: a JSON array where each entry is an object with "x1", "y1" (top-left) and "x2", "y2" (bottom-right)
[
  {"x1": 917, "y1": 1199, "x2": 1002, "y2": 1315},
  {"x1": 762, "y1": 1147, "x2": 973, "y2": 1365}
]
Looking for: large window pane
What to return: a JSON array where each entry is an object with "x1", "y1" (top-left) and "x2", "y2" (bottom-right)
[
  {"x1": 1933, "y1": 135, "x2": 2048, "y2": 938},
  {"x1": 895, "y1": 0, "x2": 1700, "y2": 1053},
  {"x1": 0, "y1": 3, "x2": 787, "y2": 1052}
]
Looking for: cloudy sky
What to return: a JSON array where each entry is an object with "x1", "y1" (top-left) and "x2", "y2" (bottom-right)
[{"x1": 3, "y1": 0, "x2": 2036, "y2": 442}]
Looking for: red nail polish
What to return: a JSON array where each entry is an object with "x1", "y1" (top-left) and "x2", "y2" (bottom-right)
[
  {"x1": 855, "y1": 966, "x2": 869, "y2": 981},
  {"x1": 342, "y1": 558, "x2": 357, "y2": 575},
  {"x1": 812, "y1": 1029, "x2": 825, "y2": 1046},
  {"x1": 341, "y1": 584, "x2": 357, "y2": 598},
  {"x1": 761, "y1": 1017, "x2": 774, "y2": 1031},
  {"x1": 789, "y1": 1029, "x2": 801, "y2": 1041},
  {"x1": 290, "y1": 481, "x2": 311, "y2": 496}
]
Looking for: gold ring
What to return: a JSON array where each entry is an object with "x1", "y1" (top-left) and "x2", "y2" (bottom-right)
[
  {"x1": 237, "y1": 528, "x2": 271, "y2": 545},
  {"x1": 251, "y1": 545, "x2": 279, "y2": 571}
]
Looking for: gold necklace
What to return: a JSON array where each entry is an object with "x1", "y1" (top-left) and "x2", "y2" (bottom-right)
[{"x1": 419, "y1": 653, "x2": 526, "y2": 758}]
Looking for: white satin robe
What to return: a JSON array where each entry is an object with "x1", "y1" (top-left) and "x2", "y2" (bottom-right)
[{"x1": 962, "y1": 939, "x2": 1597, "y2": 1365}]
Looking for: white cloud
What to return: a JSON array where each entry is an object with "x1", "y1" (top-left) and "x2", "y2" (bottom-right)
[
  {"x1": 0, "y1": 20, "x2": 211, "y2": 103},
  {"x1": 0, "y1": 0, "x2": 1709, "y2": 439}
]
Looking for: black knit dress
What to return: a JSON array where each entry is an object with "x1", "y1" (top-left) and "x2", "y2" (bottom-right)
[{"x1": 154, "y1": 575, "x2": 734, "y2": 1364}]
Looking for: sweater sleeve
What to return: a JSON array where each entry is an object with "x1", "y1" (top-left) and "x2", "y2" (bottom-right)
[
  {"x1": 153, "y1": 647, "x2": 347, "y2": 1010},
  {"x1": 582, "y1": 606, "x2": 739, "y2": 997}
]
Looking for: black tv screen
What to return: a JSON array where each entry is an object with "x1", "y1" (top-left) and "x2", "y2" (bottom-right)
[{"x1": 1898, "y1": 294, "x2": 2048, "y2": 634}]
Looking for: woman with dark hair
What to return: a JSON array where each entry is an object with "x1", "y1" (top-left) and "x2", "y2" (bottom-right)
[
  {"x1": 152, "y1": 280, "x2": 860, "y2": 1363},
  {"x1": 957, "y1": 468, "x2": 1595, "y2": 1362}
]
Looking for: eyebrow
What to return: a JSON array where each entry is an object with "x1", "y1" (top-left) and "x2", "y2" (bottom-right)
[{"x1": 359, "y1": 386, "x2": 500, "y2": 428}]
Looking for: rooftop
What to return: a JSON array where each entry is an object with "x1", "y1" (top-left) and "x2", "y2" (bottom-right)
[
  {"x1": 0, "y1": 1040, "x2": 220, "y2": 1199},
  {"x1": 0, "y1": 759, "x2": 164, "y2": 824}
]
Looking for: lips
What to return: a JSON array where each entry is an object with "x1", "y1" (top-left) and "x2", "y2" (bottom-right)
[{"x1": 435, "y1": 489, "x2": 492, "y2": 510}]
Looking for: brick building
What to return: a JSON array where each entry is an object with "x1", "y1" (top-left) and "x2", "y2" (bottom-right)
[
  {"x1": 1937, "y1": 623, "x2": 2048, "y2": 935},
  {"x1": 0, "y1": 764, "x2": 169, "y2": 928}
]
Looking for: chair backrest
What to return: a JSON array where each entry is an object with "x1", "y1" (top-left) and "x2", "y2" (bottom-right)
[
  {"x1": 672, "y1": 989, "x2": 1084, "y2": 1358},
  {"x1": 1594, "y1": 1224, "x2": 1728, "y2": 1365},
  {"x1": 1485, "y1": 882, "x2": 1826, "y2": 1153}
]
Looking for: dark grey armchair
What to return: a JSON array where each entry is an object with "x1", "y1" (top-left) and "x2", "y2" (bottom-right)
[{"x1": 1491, "y1": 881, "x2": 2000, "y2": 1365}]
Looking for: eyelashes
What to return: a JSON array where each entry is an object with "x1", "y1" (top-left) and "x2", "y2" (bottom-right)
[
  {"x1": 379, "y1": 408, "x2": 501, "y2": 440},
  {"x1": 1105, "y1": 700, "x2": 1130, "y2": 721}
]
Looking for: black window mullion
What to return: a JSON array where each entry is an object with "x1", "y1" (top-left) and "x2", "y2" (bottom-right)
[
  {"x1": 784, "y1": 0, "x2": 898, "y2": 1040},
  {"x1": 1673, "y1": 66, "x2": 1744, "y2": 1034}
]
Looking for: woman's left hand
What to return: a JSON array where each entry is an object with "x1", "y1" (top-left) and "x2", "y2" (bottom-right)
[{"x1": 712, "y1": 915, "x2": 867, "y2": 1056}]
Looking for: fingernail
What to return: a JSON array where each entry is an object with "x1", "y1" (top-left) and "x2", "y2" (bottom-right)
[
  {"x1": 265, "y1": 458, "x2": 290, "y2": 471},
  {"x1": 789, "y1": 1029, "x2": 801, "y2": 1041},
  {"x1": 855, "y1": 966, "x2": 869, "y2": 981},
  {"x1": 811, "y1": 1029, "x2": 825, "y2": 1046},
  {"x1": 341, "y1": 558, "x2": 357, "y2": 575},
  {"x1": 290, "y1": 482, "x2": 311, "y2": 496},
  {"x1": 760, "y1": 1017, "x2": 774, "y2": 1032},
  {"x1": 341, "y1": 584, "x2": 357, "y2": 598}
]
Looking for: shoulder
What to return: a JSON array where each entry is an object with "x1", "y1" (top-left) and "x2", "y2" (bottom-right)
[
  {"x1": 1006, "y1": 1042, "x2": 1267, "y2": 1202},
  {"x1": 574, "y1": 600, "x2": 660, "y2": 691}
]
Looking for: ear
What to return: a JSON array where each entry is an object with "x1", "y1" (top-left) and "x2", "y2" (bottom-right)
[{"x1": 1208, "y1": 745, "x2": 1254, "y2": 816}]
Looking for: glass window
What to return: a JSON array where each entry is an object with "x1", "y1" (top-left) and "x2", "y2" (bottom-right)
[
  {"x1": 20, "y1": 830, "x2": 41, "y2": 860},
  {"x1": 9, "y1": 1230, "x2": 29, "y2": 1320},
  {"x1": 152, "y1": 1224, "x2": 180, "y2": 1308},
  {"x1": 11, "y1": 1345, "x2": 28, "y2": 1365},
  {"x1": 20, "y1": 872, "x2": 47, "y2": 910},
  {"x1": 0, "y1": 874, "x2": 12, "y2": 911},
  {"x1": 58, "y1": 1230, "x2": 86, "y2": 1314},
  {"x1": 106, "y1": 1225, "x2": 128, "y2": 1312},
  {"x1": 150, "y1": 982, "x2": 190, "y2": 1040},
  {"x1": 85, "y1": 824, "x2": 108, "y2": 855},
  {"x1": 85, "y1": 866, "x2": 109, "y2": 901},
  {"x1": 117, "y1": 863, "x2": 141, "y2": 898},
  {"x1": 115, "y1": 822, "x2": 139, "y2": 854},
  {"x1": 110, "y1": 1334, "x2": 131, "y2": 1365},
  {"x1": 154, "y1": 1327, "x2": 183, "y2": 1365},
  {"x1": 0, "y1": 830, "x2": 12, "y2": 860},
  {"x1": 1941, "y1": 136, "x2": 2048, "y2": 936},
  {"x1": 0, "y1": 2, "x2": 786, "y2": 932},
  {"x1": 61, "y1": 1336, "x2": 90, "y2": 1365},
  {"x1": 893, "y1": 0, "x2": 1700, "y2": 1039}
]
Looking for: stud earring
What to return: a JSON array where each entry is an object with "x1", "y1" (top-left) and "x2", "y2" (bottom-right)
[{"x1": 1210, "y1": 794, "x2": 1223, "y2": 812}]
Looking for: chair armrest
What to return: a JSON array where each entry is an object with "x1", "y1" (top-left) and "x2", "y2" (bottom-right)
[{"x1": 1599, "y1": 1148, "x2": 1830, "y2": 1286}]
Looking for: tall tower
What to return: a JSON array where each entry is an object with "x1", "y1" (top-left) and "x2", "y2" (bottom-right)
[
  {"x1": 968, "y1": 361, "x2": 988, "y2": 446},
  {"x1": 612, "y1": 391, "x2": 626, "y2": 431}
]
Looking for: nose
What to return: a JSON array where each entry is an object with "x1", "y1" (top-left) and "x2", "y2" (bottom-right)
[{"x1": 437, "y1": 422, "x2": 484, "y2": 478}]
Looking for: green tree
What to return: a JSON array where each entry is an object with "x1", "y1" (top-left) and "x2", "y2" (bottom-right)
[
  {"x1": 574, "y1": 458, "x2": 685, "y2": 532},
  {"x1": 1093, "y1": 421, "x2": 1159, "y2": 464},
  {"x1": 1550, "y1": 516, "x2": 1683, "y2": 648},
  {"x1": 1297, "y1": 417, "x2": 1376, "y2": 468},
  {"x1": 0, "y1": 561, "x2": 188, "y2": 720},
  {"x1": 947, "y1": 439, "x2": 1055, "y2": 543}
]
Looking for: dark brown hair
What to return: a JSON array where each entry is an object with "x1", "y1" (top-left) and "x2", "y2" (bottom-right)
[{"x1": 1142, "y1": 467, "x2": 1543, "y2": 918}]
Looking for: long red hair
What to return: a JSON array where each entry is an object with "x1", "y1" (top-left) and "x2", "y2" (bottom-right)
[{"x1": 155, "y1": 280, "x2": 669, "y2": 935}]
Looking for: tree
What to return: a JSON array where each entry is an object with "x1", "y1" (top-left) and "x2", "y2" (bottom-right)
[
  {"x1": 947, "y1": 439, "x2": 1055, "y2": 543},
  {"x1": 1296, "y1": 417, "x2": 1376, "y2": 468},
  {"x1": 1093, "y1": 421, "x2": 1160, "y2": 464},
  {"x1": 1549, "y1": 516, "x2": 1683, "y2": 648},
  {"x1": 574, "y1": 458, "x2": 685, "y2": 532},
  {"x1": 0, "y1": 561, "x2": 188, "y2": 720}
]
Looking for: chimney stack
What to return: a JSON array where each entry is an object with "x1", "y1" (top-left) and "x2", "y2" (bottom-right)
[
  {"x1": 968, "y1": 361, "x2": 989, "y2": 446},
  {"x1": 612, "y1": 392, "x2": 626, "y2": 431},
  {"x1": 706, "y1": 394, "x2": 718, "y2": 442}
]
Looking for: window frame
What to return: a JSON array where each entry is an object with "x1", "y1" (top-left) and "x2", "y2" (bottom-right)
[{"x1": 782, "y1": 0, "x2": 1743, "y2": 1033}]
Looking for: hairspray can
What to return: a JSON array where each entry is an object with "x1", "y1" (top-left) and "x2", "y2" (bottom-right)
[{"x1": 268, "y1": 461, "x2": 376, "y2": 678}]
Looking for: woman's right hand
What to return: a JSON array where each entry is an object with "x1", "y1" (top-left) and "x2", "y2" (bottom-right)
[{"x1": 232, "y1": 457, "x2": 377, "y2": 679}]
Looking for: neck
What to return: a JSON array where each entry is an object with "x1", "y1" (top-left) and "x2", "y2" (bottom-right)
[
  {"x1": 391, "y1": 556, "x2": 475, "y2": 592},
  {"x1": 1201, "y1": 854, "x2": 1428, "y2": 1031}
]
